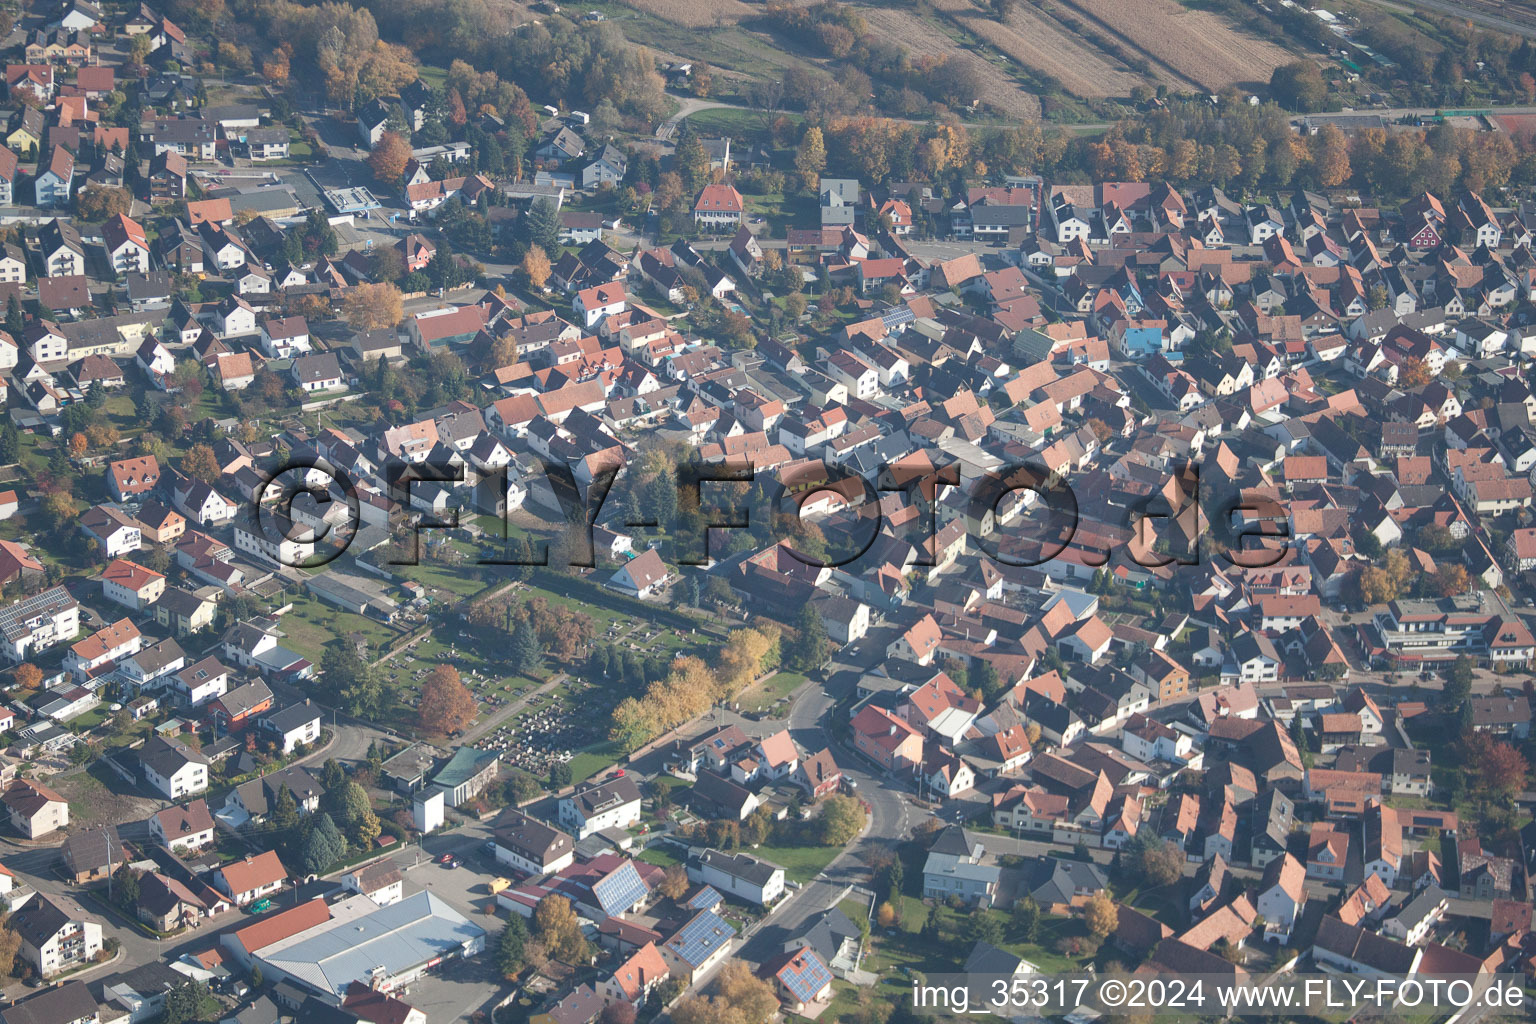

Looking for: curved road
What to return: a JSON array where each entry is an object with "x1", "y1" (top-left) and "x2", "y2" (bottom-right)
[{"x1": 735, "y1": 658, "x2": 918, "y2": 963}]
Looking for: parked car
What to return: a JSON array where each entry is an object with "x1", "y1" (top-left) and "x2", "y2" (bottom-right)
[{"x1": 248, "y1": 898, "x2": 272, "y2": 914}]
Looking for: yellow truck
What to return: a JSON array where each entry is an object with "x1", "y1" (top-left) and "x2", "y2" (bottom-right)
[{"x1": 488, "y1": 878, "x2": 512, "y2": 895}]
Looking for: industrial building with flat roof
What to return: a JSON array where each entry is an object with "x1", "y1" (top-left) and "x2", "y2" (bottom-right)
[{"x1": 249, "y1": 891, "x2": 485, "y2": 1002}]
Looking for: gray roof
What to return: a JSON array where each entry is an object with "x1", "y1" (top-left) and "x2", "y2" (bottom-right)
[
  {"x1": 923, "y1": 852, "x2": 1001, "y2": 886},
  {"x1": 566, "y1": 774, "x2": 641, "y2": 818},
  {"x1": 965, "y1": 940, "x2": 1025, "y2": 976},
  {"x1": 139, "y1": 734, "x2": 210, "y2": 776},
  {"x1": 62, "y1": 824, "x2": 122, "y2": 872},
  {"x1": 1026, "y1": 857, "x2": 1107, "y2": 905},
  {"x1": 124, "y1": 636, "x2": 187, "y2": 676},
  {"x1": 255, "y1": 890, "x2": 484, "y2": 996},
  {"x1": 292, "y1": 352, "x2": 342, "y2": 384},
  {"x1": 10, "y1": 893, "x2": 89, "y2": 947},
  {"x1": 263, "y1": 700, "x2": 321, "y2": 733},
  {"x1": 216, "y1": 678, "x2": 273, "y2": 718},
  {"x1": 1389, "y1": 885, "x2": 1447, "y2": 930},
  {"x1": 695, "y1": 849, "x2": 782, "y2": 887},
  {"x1": 494, "y1": 810, "x2": 572, "y2": 864},
  {"x1": 0, "y1": 982, "x2": 98, "y2": 1024}
]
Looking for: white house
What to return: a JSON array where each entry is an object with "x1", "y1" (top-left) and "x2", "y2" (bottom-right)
[
  {"x1": 13, "y1": 894, "x2": 101, "y2": 977},
  {"x1": 341, "y1": 861, "x2": 405, "y2": 907},
  {"x1": 167, "y1": 655, "x2": 230, "y2": 707},
  {"x1": 258, "y1": 700, "x2": 323, "y2": 754},
  {"x1": 608, "y1": 548, "x2": 668, "y2": 600},
  {"x1": 687, "y1": 849, "x2": 785, "y2": 907},
  {"x1": 558, "y1": 775, "x2": 641, "y2": 840},
  {"x1": 1256, "y1": 853, "x2": 1306, "y2": 943},
  {"x1": 138, "y1": 736, "x2": 209, "y2": 800},
  {"x1": 150, "y1": 799, "x2": 215, "y2": 853},
  {"x1": 103, "y1": 214, "x2": 150, "y2": 275},
  {"x1": 211, "y1": 850, "x2": 287, "y2": 906},
  {"x1": 573, "y1": 281, "x2": 626, "y2": 328},
  {"x1": 214, "y1": 295, "x2": 257, "y2": 337},
  {"x1": 492, "y1": 811, "x2": 575, "y2": 878},
  {"x1": 258, "y1": 315, "x2": 311, "y2": 359}
]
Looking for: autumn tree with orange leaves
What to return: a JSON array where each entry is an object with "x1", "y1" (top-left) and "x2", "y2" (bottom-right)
[
  {"x1": 367, "y1": 131, "x2": 411, "y2": 184},
  {"x1": 418, "y1": 665, "x2": 478, "y2": 736}
]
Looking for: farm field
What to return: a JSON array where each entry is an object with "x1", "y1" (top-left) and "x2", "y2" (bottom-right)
[
  {"x1": 533, "y1": 0, "x2": 1293, "y2": 115},
  {"x1": 617, "y1": 0, "x2": 757, "y2": 28},
  {"x1": 1058, "y1": 0, "x2": 1293, "y2": 91},
  {"x1": 855, "y1": 5, "x2": 1044, "y2": 120},
  {"x1": 954, "y1": 5, "x2": 1146, "y2": 98}
]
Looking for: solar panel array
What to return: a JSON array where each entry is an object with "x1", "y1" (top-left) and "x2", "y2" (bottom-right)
[
  {"x1": 668, "y1": 909, "x2": 736, "y2": 966},
  {"x1": 686, "y1": 885, "x2": 721, "y2": 911},
  {"x1": 881, "y1": 306, "x2": 915, "y2": 330},
  {"x1": 779, "y1": 950, "x2": 834, "y2": 1004},
  {"x1": 592, "y1": 859, "x2": 648, "y2": 917}
]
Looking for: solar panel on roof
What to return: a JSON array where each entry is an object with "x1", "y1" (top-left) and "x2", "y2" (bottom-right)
[
  {"x1": 780, "y1": 951, "x2": 833, "y2": 1003},
  {"x1": 882, "y1": 306, "x2": 915, "y2": 328},
  {"x1": 686, "y1": 886, "x2": 721, "y2": 911},
  {"x1": 668, "y1": 909, "x2": 736, "y2": 966},
  {"x1": 592, "y1": 860, "x2": 648, "y2": 917}
]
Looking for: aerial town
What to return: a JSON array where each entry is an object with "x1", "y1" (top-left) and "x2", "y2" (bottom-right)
[{"x1": 0, "y1": 0, "x2": 1535, "y2": 1022}]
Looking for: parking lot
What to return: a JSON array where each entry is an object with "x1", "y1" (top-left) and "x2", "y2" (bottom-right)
[{"x1": 375, "y1": 832, "x2": 508, "y2": 1020}]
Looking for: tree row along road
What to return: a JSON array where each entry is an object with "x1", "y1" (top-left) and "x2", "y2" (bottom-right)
[{"x1": 654, "y1": 95, "x2": 1048, "y2": 138}]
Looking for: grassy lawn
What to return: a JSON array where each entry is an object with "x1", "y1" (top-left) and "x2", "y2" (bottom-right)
[
  {"x1": 741, "y1": 191, "x2": 817, "y2": 239},
  {"x1": 737, "y1": 670, "x2": 808, "y2": 714},
  {"x1": 416, "y1": 64, "x2": 448, "y2": 90},
  {"x1": 389, "y1": 541, "x2": 496, "y2": 599},
  {"x1": 636, "y1": 844, "x2": 681, "y2": 868},
  {"x1": 567, "y1": 741, "x2": 624, "y2": 784},
  {"x1": 686, "y1": 106, "x2": 802, "y2": 149},
  {"x1": 276, "y1": 592, "x2": 403, "y2": 664},
  {"x1": 754, "y1": 841, "x2": 841, "y2": 884},
  {"x1": 71, "y1": 706, "x2": 108, "y2": 731},
  {"x1": 472, "y1": 514, "x2": 539, "y2": 542}
]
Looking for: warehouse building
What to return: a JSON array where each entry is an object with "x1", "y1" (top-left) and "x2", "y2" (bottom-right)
[{"x1": 246, "y1": 891, "x2": 484, "y2": 1002}]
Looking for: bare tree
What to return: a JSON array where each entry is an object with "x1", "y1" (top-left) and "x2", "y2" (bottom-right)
[{"x1": 747, "y1": 78, "x2": 784, "y2": 134}]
